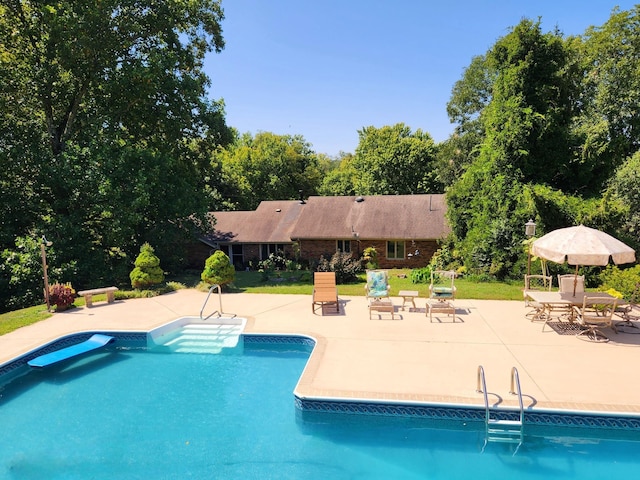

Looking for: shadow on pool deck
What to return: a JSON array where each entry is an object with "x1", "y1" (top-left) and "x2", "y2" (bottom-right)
[{"x1": 2, "y1": 289, "x2": 640, "y2": 414}]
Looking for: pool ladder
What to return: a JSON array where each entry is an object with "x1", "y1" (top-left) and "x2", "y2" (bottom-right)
[
  {"x1": 200, "y1": 284, "x2": 236, "y2": 321},
  {"x1": 477, "y1": 365, "x2": 524, "y2": 452}
]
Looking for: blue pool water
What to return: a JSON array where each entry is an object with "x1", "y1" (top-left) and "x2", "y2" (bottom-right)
[{"x1": 1, "y1": 339, "x2": 640, "y2": 479}]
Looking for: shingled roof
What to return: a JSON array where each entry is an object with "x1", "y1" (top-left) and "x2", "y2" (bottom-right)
[
  {"x1": 290, "y1": 195, "x2": 448, "y2": 240},
  {"x1": 204, "y1": 200, "x2": 305, "y2": 244},
  {"x1": 203, "y1": 194, "x2": 449, "y2": 244}
]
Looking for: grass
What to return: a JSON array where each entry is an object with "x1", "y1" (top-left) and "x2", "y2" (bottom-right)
[
  {"x1": 0, "y1": 269, "x2": 524, "y2": 336},
  {"x1": 0, "y1": 304, "x2": 53, "y2": 336},
  {"x1": 228, "y1": 269, "x2": 524, "y2": 300}
]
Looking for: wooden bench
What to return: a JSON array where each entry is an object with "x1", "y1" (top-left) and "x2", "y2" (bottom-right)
[{"x1": 78, "y1": 287, "x2": 119, "y2": 307}]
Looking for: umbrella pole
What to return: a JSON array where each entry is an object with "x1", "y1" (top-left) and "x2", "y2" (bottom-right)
[{"x1": 573, "y1": 265, "x2": 579, "y2": 296}]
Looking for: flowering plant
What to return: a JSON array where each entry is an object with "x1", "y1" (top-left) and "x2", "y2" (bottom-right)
[{"x1": 49, "y1": 282, "x2": 75, "y2": 311}]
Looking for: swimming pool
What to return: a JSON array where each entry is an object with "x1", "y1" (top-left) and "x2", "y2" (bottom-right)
[{"x1": 1, "y1": 330, "x2": 640, "y2": 479}]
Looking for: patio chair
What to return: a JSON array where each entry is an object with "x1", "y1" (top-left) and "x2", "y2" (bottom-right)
[
  {"x1": 426, "y1": 270, "x2": 457, "y2": 322},
  {"x1": 312, "y1": 272, "x2": 339, "y2": 314},
  {"x1": 429, "y1": 270, "x2": 456, "y2": 301},
  {"x1": 523, "y1": 274, "x2": 552, "y2": 322},
  {"x1": 573, "y1": 295, "x2": 618, "y2": 342},
  {"x1": 558, "y1": 274, "x2": 585, "y2": 294},
  {"x1": 365, "y1": 270, "x2": 390, "y2": 300}
]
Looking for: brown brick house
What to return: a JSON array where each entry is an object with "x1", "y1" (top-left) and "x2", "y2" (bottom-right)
[{"x1": 194, "y1": 194, "x2": 450, "y2": 270}]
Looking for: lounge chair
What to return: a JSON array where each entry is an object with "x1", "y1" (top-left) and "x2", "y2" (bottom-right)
[
  {"x1": 365, "y1": 270, "x2": 390, "y2": 300},
  {"x1": 573, "y1": 295, "x2": 618, "y2": 342},
  {"x1": 312, "y1": 272, "x2": 339, "y2": 314},
  {"x1": 523, "y1": 274, "x2": 552, "y2": 322}
]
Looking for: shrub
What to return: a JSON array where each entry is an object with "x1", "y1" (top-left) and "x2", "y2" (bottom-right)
[
  {"x1": 130, "y1": 243, "x2": 165, "y2": 289},
  {"x1": 258, "y1": 250, "x2": 288, "y2": 271},
  {"x1": 410, "y1": 266, "x2": 432, "y2": 284},
  {"x1": 599, "y1": 265, "x2": 640, "y2": 301},
  {"x1": 363, "y1": 247, "x2": 379, "y2": 270},
  {"x1": 49, "y1": 282, "x2": 75, "y2": 311},
  {"x1": 316, "y1": 251, "x2": 363, "y2": 284},
  {"x1": 201, "y1": 250, "x2": 235, "y2": 288}
]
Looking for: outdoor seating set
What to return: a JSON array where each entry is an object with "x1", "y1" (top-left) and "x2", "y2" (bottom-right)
[
  {"x1": 524, "y1": 274, "x2": 622, "y2": 342},
  {"x1": 365, "y1": 269, "x2": 458, "y2": 321},
  {"x1": 523, "y1": 224, "x2": 637, "y2": 342},
  {"x1": 312, "y1": 269, "x2": 457, "y2": 321}
]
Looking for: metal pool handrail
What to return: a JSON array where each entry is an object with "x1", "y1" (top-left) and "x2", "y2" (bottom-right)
[
  {"x1": 476, "y1": 365, "x2": 490, "y2": 424},
  {"x1": 509, "y1": 366, "x2": 525, "y2": 426},
  {"x1": 200, "y1": 284, "x2": 236, "y2": 320}
]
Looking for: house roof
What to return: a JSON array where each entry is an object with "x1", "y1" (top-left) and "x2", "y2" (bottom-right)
[
  {"x1": 203, "y1": 194, "x2": 449, "y2": 244},
  {"x1": 203, "y1": 200, "x2": 305, "y2": 244},
  {"x1": 290, "y1": 195, "x2": 449, "y2": 240}
]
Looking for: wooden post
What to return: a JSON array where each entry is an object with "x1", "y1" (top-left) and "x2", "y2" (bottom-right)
[{"x1": 41, "y1": 242, "x2": 51, "y2": 312}]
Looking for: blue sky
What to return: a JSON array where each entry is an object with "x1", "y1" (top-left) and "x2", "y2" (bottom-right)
[{"x1": 204, "y1": 1, "x2": 637, "y2": 157}]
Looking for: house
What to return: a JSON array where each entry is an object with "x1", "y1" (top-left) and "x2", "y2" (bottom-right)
[{"x1": 192, "y1": 194, "x2": 450, "y2": 269}]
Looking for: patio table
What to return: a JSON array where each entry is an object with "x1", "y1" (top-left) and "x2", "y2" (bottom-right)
[{"x1": 524, "y1": 291, "x2": 620, "y2": 329}]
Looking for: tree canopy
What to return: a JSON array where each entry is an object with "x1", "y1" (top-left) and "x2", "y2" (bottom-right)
[
  {"x1": 0, "y1": 0, "x2": 231, "y2": 311},
  {"x1": 444, "y1": 10, "x2": 640, "y2": 279}
]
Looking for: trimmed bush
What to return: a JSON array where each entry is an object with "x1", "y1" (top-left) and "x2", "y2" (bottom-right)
[
  {"x1": 130, "y1": 243, "x2": 164, "y2": 289},
  {"x1": 201, "y1": 250, "x2": 235, "y2": 288}
]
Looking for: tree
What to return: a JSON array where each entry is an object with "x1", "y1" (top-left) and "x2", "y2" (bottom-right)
[
  {"x1": 608, "y1": 151, "x2": 640, "y2": 245},
  {"x1": 351, "y1": 123, "x2": 441, "y2": 195},
  {"x1": 576, "y1": 6, "x2": 640, "y2": 186},
  {"x1": 439, "y1": 55, "x2": 494, "y2": 188},
  {"x1": 447, "y1": 19, "x2": 576, "y2": 278},
  {"x1": 215, "y1": 132, "x2": 323, "y2": 210},
  {"x1": 0, "y1": 1, "x2": 231, "y2": 300},
  {"x1": 130, "y1": 243, "x2": 164, "y2": 289},
  {"x1": 318, "y1": 152, "x2": 357, "y2": 196}
]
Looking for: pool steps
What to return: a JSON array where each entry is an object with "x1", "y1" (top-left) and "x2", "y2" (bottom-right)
[{"x1": 151, "y1": 323, "x2": 244, "y2": 354}]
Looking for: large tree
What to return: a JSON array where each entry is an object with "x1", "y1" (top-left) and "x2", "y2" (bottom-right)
[
  {"x1": 0, "y1": 1, "x2": 231, "y2": 310},
  {"x1": 447, "y1": 19, "x2": 576, "y2": 278},
  {"x1": 575, "y1": 6, "x2": 640, "y2": 190},
  {"x1": 351, "y1": 123, "x2": 441, "y2": 195},
  {"x1": 214, "y1": 132, "x2": 323, "y2": 210}
]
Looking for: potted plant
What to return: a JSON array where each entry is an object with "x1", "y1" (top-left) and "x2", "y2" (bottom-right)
[{"x1": 49, "y1": 282, "x2": 76, "y2": 311}]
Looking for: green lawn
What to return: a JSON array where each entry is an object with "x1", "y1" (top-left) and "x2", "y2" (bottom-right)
[
  {"x1": 0, "y1": 269, "x2": 524, "y2": 336},
  {"x1": 229, "y1": 269, "x2": 524, "y2": 300}
]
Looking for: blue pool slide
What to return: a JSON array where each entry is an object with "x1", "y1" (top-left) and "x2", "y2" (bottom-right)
[{"x1": 28, "y1": 334, "x2": 115, "y2": 368}]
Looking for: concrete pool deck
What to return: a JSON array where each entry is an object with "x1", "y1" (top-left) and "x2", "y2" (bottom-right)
[{"x1": 2, "y1": 289, "x2": 640, "y2": 415}]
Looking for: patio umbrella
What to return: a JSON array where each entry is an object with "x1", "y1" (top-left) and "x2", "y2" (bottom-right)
[{"x1": 531, "y1": 225, "x2": 636, "y2": 295}]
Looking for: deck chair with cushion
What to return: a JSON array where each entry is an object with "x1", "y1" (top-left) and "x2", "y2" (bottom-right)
[
  {"x1": 426, "y1": 270, "x2": 457, "y2": 321},
  {"x1": 429, "y1": 270, "x2": 456, "y2": 301},
  {"x1": 365, "y1": 270, "x2": 390, "y2": 300},
  {"x1": 523, "y1": 274, "x2": 553, "y2": 322},
  {"x1": 558, "y1": 274, "x2": 585, "y2": 294},
  {"x1": 573, "y1": 295, "x2": 618, "y2": 342},
  {"x1": 312, "y1": 272, "x2": 339, "y2": 314}
]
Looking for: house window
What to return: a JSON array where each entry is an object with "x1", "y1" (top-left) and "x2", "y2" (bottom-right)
[
  {"x1": 261, "y1": 244, "x2": 286, "y2": 260},
  {"x1": 337, "y1": 240, "x2": 351, "y2": 253},
  {"x1": 220, "y1": 244, "x2": 244, "y2": 269},
  {"x1": 387, "y1": 241, "x2": 405, "y2": 260}
]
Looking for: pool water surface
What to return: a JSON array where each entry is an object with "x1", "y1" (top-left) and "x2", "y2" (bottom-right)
[{"x1": 1, "y1": 340, "x2": 639, "y2": 479}]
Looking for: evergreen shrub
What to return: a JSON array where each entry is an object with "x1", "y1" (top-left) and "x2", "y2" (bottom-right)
[{"x1": 130, "y1": 243, "x2": 164, "y2": 289}]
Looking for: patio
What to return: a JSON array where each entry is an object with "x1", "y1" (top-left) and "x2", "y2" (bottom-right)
[{"x1": 2, "y1": 289, "x2": 640, "y2": 414}]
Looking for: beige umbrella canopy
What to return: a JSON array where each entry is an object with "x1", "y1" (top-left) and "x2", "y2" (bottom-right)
[{"x1": 531, "y1": 225, "x2": 636, "y2": 294}]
